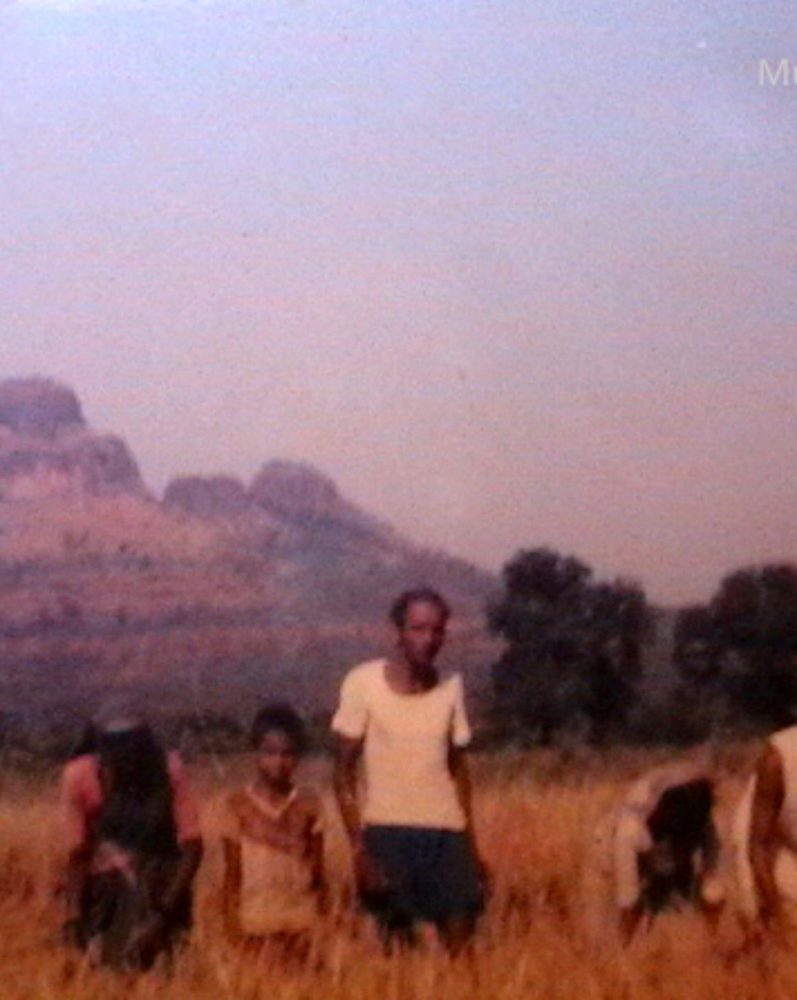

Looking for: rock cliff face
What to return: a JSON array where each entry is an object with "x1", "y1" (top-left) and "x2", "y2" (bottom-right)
[
  {"x1": 163, "y1": 475, "x2": 250, "y2": 517},
  {"x1": 249, "y1": 460, "x2": 343, "y2": 523},
  {"x1": 163, "y1": 461, "x2": 395, "y2": 552},
  {"x1": 0, "y1": 378, "x2": 146, "y2": 500},
  {"x1": 0, "y1": 377, "x2": 84, "y2": 436},
  {"x1": 249, "y1": 460, "x2": 389, "y2": 540}
]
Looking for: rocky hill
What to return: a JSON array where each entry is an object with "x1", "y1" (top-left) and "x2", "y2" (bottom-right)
[
  {"x1": 0, "y1": 378, "x2": 499, "y2": 726},
  {"x1": 0, "y1": 378, "x2": 145, "y2": 502}
]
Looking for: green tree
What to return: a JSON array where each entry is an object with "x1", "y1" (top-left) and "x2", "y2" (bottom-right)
[
  {"x1": 714, "y1": 564, "x2": 797, "y2": 727},
  {"x1": 671, "y1": 604, "x2": 729, "y2": 740},
  {"x1": 673, "y1": 564, "x2": 797, "y2": 733},
  {"x1": 674, "y1": 605, "x2": 719, "y2": 684},
  {"x1": 488, "y1": 548, "x2": 650, "y2": 745}
]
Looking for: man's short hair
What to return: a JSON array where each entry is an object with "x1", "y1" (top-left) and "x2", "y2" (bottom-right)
[
  {"x1": 250, "y1": 703, "x2": 307, "y2": 752},
  {"x1": 389, "y1": 588, "x2": 451, "y2": 629}
]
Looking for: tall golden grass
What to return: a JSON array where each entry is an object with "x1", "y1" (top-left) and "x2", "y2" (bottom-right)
[{"x1": 1, "y1": 745, "x2": 795, "y2": 1000}]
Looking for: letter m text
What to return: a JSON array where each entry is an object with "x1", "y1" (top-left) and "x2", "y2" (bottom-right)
[{"x1": 759, "y1": 59, "x2": 790, "y2": 86}]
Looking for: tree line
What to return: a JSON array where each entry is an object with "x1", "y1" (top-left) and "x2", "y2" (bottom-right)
[
  {"x1": 3, "y1": 549, "x2": 796, "y2": 761},
  {"x1": 488, "y1": 548, "x2": 797, "y2": 746}
]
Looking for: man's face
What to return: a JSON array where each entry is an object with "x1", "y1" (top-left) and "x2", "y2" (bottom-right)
[{"x1": 397, "y1": 599, "x2": 447, "y2": 670}]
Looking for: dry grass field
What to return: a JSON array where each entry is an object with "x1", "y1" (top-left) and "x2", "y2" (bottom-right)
[{"x1": 1, "y1": 745, "x2": 795, "y2": 1000}]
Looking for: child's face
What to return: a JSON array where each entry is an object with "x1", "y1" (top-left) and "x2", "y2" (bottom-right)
[{"x1": 256, "y1": 728, "x2": 299, "y2": 787}]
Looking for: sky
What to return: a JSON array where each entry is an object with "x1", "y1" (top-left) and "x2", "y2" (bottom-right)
[{"x1": 2, "y1": 0, "x2": 796, "y2": 606}]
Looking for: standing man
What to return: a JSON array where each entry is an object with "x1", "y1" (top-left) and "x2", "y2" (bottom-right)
[{"x1": 332, "y1": 589, "x2": 485, "y2": 953}]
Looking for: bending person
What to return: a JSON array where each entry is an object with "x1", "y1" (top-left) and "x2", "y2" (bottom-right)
[
  {"x1": 586, "y1": 761, "x2": 723, "y2": 946},
  {"x1": 332, "y1": 589, "x2": 486, "y2": 954},
  {"x1": 61, "y1": 716, "x2": 203, "y2": 970}
]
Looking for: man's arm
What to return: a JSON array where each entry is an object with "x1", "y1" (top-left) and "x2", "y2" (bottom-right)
[
  {"x1": 333, "y1": 734, "x2": 387, "y2": 893},
  {"x1": 158, "y1": 837, "x2": 203, "y2": 916},
  {"x1": 750, "y1": 743, "x2": 785, "y2": 927},
  {"x1": 221, "y1": 838, "x2": 242, "y2": 940},
  {"x1": 154, "y1": 753, "x2": 204, "y2": 918},
  {"x1": 308, "y1": 827, "x2": 328, "y2": 913},
  {"x1": 449, "y1": 746, "x2": 487, "y2": 885},
  {"x1": 303, "y1": 790, "x2": 328, "y2": 912},
  {"x1": 333, "y1": 734, "x2": 364, "y2": 848},
  {"x1": 696, "y1": 814, "x2": 725, "y2": 929},
  {"x1": 448, "y1": 746, "x2": 475, "y2": 840},
  {"x1": 612, "y1": 809, "x2": 645, "y2": 945},
  {"x1": 62, "y1": 845, "x2": 91, "y2": 940},
  {"x1": 123, "y1": 836, "x2": 203, "y2": 961},
  {"x1": 59, "y1": 764, "x2": 92, "y2": 938}
]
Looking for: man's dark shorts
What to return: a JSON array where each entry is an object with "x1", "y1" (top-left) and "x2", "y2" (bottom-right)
[{"x1": 360, "y1": 825, "x2": 485, "y2": 937}]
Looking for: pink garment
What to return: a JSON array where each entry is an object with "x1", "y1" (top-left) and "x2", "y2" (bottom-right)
[{"x1": 61, "y1": 751, "x2": 201, "y2": 852}]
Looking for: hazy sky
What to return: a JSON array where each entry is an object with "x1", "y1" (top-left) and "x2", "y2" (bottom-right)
[{"x1": 2, "y1": 0, "x2": 796, "y2": 605}]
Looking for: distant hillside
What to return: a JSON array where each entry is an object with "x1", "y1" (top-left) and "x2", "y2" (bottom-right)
[
  {"x1": 0, "y1": 378, "x2": 499, "y2": 723},
  {"x1": 0, "y1": 377, "x2": 145, "y2": 502}
]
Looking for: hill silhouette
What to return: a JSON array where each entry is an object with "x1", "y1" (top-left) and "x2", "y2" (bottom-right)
[
  {"x1": 0, "y1": 377, "x2": 145, "y2": 501},
  {"x1": 0, "y1": 378, "x2": 498, "y2": 727}
]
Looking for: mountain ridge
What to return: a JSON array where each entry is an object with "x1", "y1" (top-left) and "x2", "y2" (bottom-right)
[{"x1": 0, "y1": 378, "x2": 499, "y2": 720}]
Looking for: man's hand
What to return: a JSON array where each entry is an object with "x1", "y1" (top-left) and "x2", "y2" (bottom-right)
[
  {"x1": 476, "y1": 855, "x2": 492, "y2": 900},
  {"x1": 354, "y1": 840, "x2": 390, "y2": 895}
]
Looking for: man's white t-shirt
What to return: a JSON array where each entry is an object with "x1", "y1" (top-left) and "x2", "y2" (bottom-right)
[{"x1": 331, "y1": 658, "x2": 471, "y2": 830}]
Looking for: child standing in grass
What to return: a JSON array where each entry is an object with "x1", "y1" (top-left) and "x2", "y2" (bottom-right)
[{"x1": 219, "y1": 704, "x2": 326, "y2": 956}]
